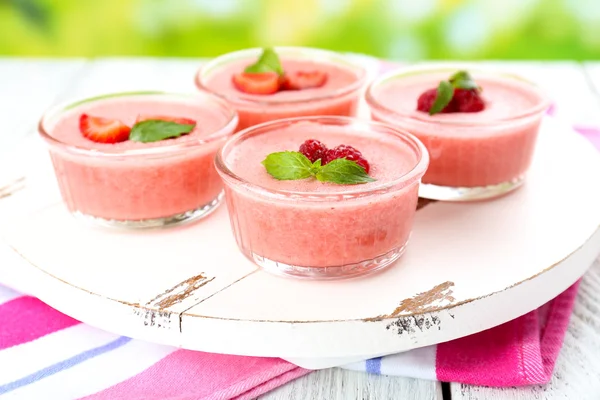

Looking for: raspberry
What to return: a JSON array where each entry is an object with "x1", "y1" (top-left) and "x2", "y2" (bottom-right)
[
  {"x1": 453, "y1": 88, "x2": 485, "y2": 112},
  {"x1": 299, "y1": 139, "x2": 328, "y2": 163},
  {"x1": 417, "y1": 87, "x2": 485, "y2": 114},
  {"x1": 417, "y1": 88, "x2": 456, "y2": 114},
  {"x1": 323, "y1": 144, "x2": 370, "y2": 173}
]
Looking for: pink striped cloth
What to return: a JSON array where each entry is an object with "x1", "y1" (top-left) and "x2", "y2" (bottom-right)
[
  {"x1": 0, "y1": 285, "x2": 309, "y2": 399},
  {"x1": 0, "y1": 279, "x2": 585, "y2": 399}
]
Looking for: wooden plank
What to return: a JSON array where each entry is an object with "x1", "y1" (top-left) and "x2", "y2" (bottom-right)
[
  {"x1": 0, "y1": 58, "x2": 86, "y2": 154},
  {"x1": 451, "y1": 257, "x2": 600, "y2": 399},
  {"x1": 258, "y1": 368, "x2": 443, "y2": 400}
]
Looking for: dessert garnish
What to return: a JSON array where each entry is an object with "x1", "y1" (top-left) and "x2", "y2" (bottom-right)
[
  {"x1": 232, "y1": 48, "x2": 328, "y2": 94},
  {"x1": 232, "y1": 71, "x2": 280, "y2": 95},
  {"x1": 136, "y1": 114, "x2": 196, "y2": 126},
  {"x1": 244, "y1": 47, "x2": 285, "y2": 75},
  {"x1": 79, "y1": 114, "x2": 196, "y2": 144},
  {"x1": 323, "y1": 144, "x2": 370, "y2": 173},
  {"x1": 129, "y1": 119, "x2": 196, "y2": 143},
  {"x1": 80, "y1": 114, "x2": 131, "y2": 144},
  {"x1": 417, "y1": 70, "x2": 485, "y2": 115},
  {"x1": 262, "y1": 139, "x2": 374, "y2": 185},
  {"x1": 281, "y1": 70, "x2": 328, "y2": 91},
  {"x1": 299, "y1": 139, "x2": 328, "y2": 163}
]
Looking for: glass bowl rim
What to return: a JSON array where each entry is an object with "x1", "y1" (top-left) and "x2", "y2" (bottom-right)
[
  {"x1": 214, "y1": 115, "x2": 429, "y2": 200},
  {"x1": 365, "y1": 64, "x2": 551, "y2": 127},
  {"x1": 195, "y1": 46, "x2": 368, "y2": 106},
  {"x1": 38, "y1": 91, "x2": 239, "y2": 158}
]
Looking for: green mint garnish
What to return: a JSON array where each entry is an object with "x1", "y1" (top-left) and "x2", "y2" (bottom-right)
[
  {"x1": 315, "y1": 158, "x2": 375, "y2": 184},
  {"x1": 449, "y1": 70, "x2": 480, "y2": 90},
  {"x1": 261, "y1": 151, "x2": 375, "y2": 185},
  {"x1": 244, "y1": 48, "x2": 284, "y2": 75},
  {"x1": 429, "y1": 80, "x2": 454, "y2": 115},
  {"x1": 429, "y1": 70, "x2": 480, "y2": 115},
  {"x1": 129, "y1": 120, "x2": 196, "y2": 143},
  {"x1": 261, "y1": 151, "x2": 315, "y2": 180}
]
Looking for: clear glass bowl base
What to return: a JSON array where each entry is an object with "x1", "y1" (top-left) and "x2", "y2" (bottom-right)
[
  {"x1": 71, "y1": 192, "x2": 224, "y2": 229},
  {"x1": 418, "y1": 175, "x2": 525, "y2": 202},
  {"x1": 248, "y1": 244, "x2": 407, "y2": 280}
]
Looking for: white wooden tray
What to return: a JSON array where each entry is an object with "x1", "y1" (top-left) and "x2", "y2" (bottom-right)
[{"x1": 0, "y1": 118, "x2": 599, "y2": 370}]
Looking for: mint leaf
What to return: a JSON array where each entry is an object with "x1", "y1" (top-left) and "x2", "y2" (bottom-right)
[
  {"x1": 449, "y1": 70, "x2": 479, "y2": 90},
  {"x1": 244, "y1": 48, "x2": 284, "y2": 75},
  {"x1": 262, "y1": 151, "x2": 375, "y2": 184},
  {"x1": 429, "y1": 80, "x2": 454, "y2": 115},
  {"x1": 129, "y1": 120, "x2": 195, "y2": 143},
  {"x1": 262, "y1": 151, "x2": 313, "y2": 180},
  {"x1": 316, "y1": 158, "x2": 375, "y2": 184},
  {"x1": 449, "y1": 71, "x2": 471, "y2": 84}
]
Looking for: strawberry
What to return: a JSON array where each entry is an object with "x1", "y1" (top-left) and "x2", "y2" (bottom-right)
[
  {"x1": 232, "y1": 72, "x2": 280, "y2": 94},
  {"x1": 281, "y1": 71, "x2": 328, "y2": 90},
  {"x1": 136, "y1": 114, "x2": 196, "y2": 126},
  {"x1": 79, "y1": 114, "x2": 131, "y2": 144}
]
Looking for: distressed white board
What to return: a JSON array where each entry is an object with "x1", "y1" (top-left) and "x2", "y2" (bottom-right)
[{"x1": 0, "y1": 117, "x2": 599, "y2": 370}]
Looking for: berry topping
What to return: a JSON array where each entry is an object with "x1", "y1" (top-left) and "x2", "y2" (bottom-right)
[
  {"x1": 79, "y1": 114, "x2": 131, "y2": 144},
  {"x1": 416, "y1": 70, "x2": 485, "y2": 115},
  {"x1": 136, "y1": 114, "x2": 196, "y2": 126},
  {"x1": 235, "y1": 48, "x2": 328, "y2": 94},
  {"x1": 323, "y1": 144, "x2": 370, "y2": 173},
  {"x1": 232, "y1": 72, "x2": 280, "y2": 95},
  {"x1": 299, "y1": 139, "x2": 328, "y2": 163},
  {"x1": 281, "y1": 71, "x2": 328, "y2": 91},
  {"x1": 453, "y1": 88, "x2": 485, "y2": 113},
  {"x1": 417, "y1": 88, "x2": 456, "y2": 114}
]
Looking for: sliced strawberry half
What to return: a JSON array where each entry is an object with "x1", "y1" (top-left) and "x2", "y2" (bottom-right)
[
  {"x1": 232, "y1": 72, "x2": 280, "y2": 95},
  {"x1": 136, "y1": 114, "x2": 196, "y2": 126},
  {"x1": 281, "y1": 71, "x2": 328, "y2": 90},
  {"x1": 79, "y1": 114, "x2": 131, "y2": 144}
]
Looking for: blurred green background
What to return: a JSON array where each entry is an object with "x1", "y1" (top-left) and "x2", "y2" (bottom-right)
[{"x1": 1, "y1": 0, "x2": 599, "y2": 60}]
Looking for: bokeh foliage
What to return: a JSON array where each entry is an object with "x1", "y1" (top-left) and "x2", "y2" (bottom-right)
[{"x1": 1, "y1": 0, "x2": 599, "y2": 60}]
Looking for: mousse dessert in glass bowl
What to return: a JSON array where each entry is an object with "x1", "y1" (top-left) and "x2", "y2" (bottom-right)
[
  {"x1": 366, "y1": 66, "x2": 550, "y2": 201},
  {"x1": 38, "y1": 91, "x2": 238, "y2": 228},
  {"x1": 196, "y1": 47, "x2": 367, "y2": 131},
  {"x1": 215, "y1": 116, "x2": 429, "y2": 279}
]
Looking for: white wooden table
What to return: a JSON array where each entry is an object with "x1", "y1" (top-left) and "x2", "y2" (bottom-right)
[{"x1": 1, "y1": 58, "x2": 599, "y2": 399}]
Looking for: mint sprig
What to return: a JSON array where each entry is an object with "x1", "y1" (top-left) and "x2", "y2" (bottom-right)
[
  {"x1": 429, "y1": 80, "x2": 454, "y2": 115},
  {"x1": 314, "y1": 158, "x2": 375, "y2": 184},
  {"x1": 260, "y1": 151, "x2": 316, "y2": 180},
  {"x1": 244, "y1": 48, "x2": 284, "y2": 75},
  {"x1": 428, "y1": 70, "x2": 480, "y2": 115},
  {"x1": 129, "y1": 120, "x2": 196, "y2": 143},
  {"x1": 449, "y1": 71, "x2": 480, "y2": 90},
  {"x1": 261, "y1": 151, "x2": 375, "y2": 185}
]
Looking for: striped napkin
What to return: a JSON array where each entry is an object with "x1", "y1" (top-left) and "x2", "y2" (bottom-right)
[
  {"x1": 0, "y1": 278, "x2": 585, "y2": 399},
  {"x1": 0, "y1": 284, "x2": 309, "y2": 399}
]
